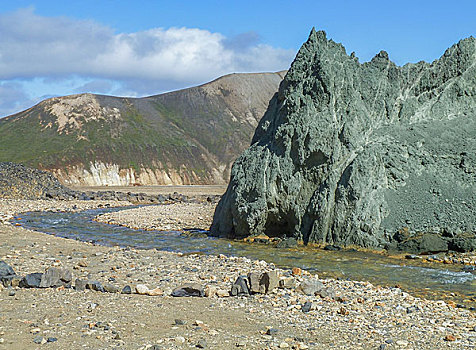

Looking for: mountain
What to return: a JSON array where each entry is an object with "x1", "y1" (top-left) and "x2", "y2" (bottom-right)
[
  {"x1": 0, "y1": 71, "x2": 286, "y2": 186},
  {"x1": 211, "y1": 29, "x2": 476, "y2": 253}
]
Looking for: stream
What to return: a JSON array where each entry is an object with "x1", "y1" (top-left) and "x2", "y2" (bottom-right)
[{"x1": 13, "y1": 206, "x2": 476, "y2": 307}]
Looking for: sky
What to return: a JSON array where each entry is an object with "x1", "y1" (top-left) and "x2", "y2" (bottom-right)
[{"x1": 0, "y1": 0, "x2": 474, "y2": 118}]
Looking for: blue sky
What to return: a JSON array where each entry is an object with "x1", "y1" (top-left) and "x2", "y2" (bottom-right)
[{"x1": 0, "y1": 0, "x2": 474, "y2": 117}]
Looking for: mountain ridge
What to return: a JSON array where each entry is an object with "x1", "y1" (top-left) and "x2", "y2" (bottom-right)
[{"x1": 0, "y1": 70, "x2": 286, "y2": 186}]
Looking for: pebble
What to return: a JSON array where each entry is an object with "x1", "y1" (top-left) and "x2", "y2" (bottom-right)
[
  {"x1": 395, "y1": 340, "x2": 409, "y2": 346},
  {"x1": 135, "y1": 284, "x2": 150, "y2": 295},
  {"x1": 33, "y1": 335, "x2": 46, "y2": 344},
  {"x1": 196, "y1": 339, "x2": 207, "y2": 348},
  {"x1": 266, "y1": 328, "x2": 279, "y2": 336},
  {"x1": 121, "y1": 285, "x2": 132, "y2": 294},
  {"x1": 301, "y1": 301, "x2": 312, "y2": 313},
  {"x1": 174, "y1": 336, "x2": 185, "y2": 343}
]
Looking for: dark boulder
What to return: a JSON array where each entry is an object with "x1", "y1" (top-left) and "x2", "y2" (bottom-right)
[
  {"x1": 20, "y1": 273, "x2": 43, "y2": 288},
  {"x1": 0, "y1": 261, "x2": 15, "y2": 277},
  {"x1": 171, "y1": 283, "x2": 204, "y2": 297}
]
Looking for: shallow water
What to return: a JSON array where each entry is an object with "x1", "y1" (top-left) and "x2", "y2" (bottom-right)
[{"x1": 14, "y1": 207, "x2": 476, "y2": 307}]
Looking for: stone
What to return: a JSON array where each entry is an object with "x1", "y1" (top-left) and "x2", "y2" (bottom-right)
[
  {"x1": 298, "y1": 279, "x2": 324, "y2": 296},
  {"x1": 47, "y1": 337, "x2": 58, "y2": 343},
  {"x1": 33, "y1": 336, "x2": 46, "y2": 344},
  {"x1": 261, "y1": 271, "x2": 279, "y2": 293},
  {"x1": 103, "y1": 283, "x2": 120, "y2": 293},
  {"x1": 39, "y1": 267, "x2": 72, "y2": 288},
  {"x1": 135, "y1": 284, "x2": 150, "y2": 295},
  {"x1": 396, "y1": 340, "x2": 409, "y2": 346},
  {"x1": 121, "y1": 285, "x2": 132, "y2": 294},
  {"x1": 171, "y1": 283, "x2": 204, "y2": 297},
  {"x1": 279, "y1": 277, "x2": 297, "y2": 289},
  {"x1": 216, "y1": 289, "x2": 230, "y2": 297},
  {"x1": 147, "y1": 287, "x2": 163, "y2": 296},
  {"x1": 20, "y1": 273, "x2": 43, "y2": 288},
  {"x1": 196, "y1": 339, "x2": 207, "y2": 348},
  {"x1": 204, "y1": 285, "x2": 217, "y2": 297},
  {"x1": 0, "y1": 261, "x2": 15, "y2": 277},
  {"x1": 291, "y1": 268, "x2": 302, "y2": 276},
  {"x1": 302, "y1": 301, "x2": 312, "y2": 313},
  {"x1": 230, "y1": 276, "x2": 250, "y2": 296},
  {"x1": 247, "y1": 272, "x2": 263, "y2": 293},
  {"x1": 74, "y1": 278, "x2": 87, "y2": 291},
  {"x1": 266, "y1": 328, "x2": 279, "y2": 336},
  {"x1": 276, "y1": 238, "x2": 298, "y2": 248},
  {"x1": 210, "y1": 29, "x2": 476, "y2": 252},
  {"x1": 174, "y1": 319, "x2": 186, "y2": 325},
  {"x1": 86, "y1": 281, "x2": 105, "y2": 292},
  {"x1": 318, "y1": 288, "x2": 336, "y2": 299},
  {"x1": 8, "y1": 289, "x2": 15, "y2": 296},
  {"x1": 10, "y1": 276, "x2": 22, "y2": 288}
]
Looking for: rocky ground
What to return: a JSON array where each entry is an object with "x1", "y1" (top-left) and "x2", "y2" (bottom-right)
[
  {"x1": 0, "y1": 198, "x2": 475, "y2": 349},
  {"x1": 95, "y1": 203, "x2": 216, "y2": 232}
]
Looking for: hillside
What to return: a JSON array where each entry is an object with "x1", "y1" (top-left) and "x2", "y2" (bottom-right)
[{"x1": 0, "y1": 71, "x2": 285, "y2": 185}]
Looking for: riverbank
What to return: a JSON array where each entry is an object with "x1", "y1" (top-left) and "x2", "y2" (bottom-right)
[{"x1": 1, "y1": 198, "x2": 475, "y2": 349}]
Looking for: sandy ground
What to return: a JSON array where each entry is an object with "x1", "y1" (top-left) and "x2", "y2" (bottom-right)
[{"x1": 0, "y1": 198, "x2": 475, "y2": 349}]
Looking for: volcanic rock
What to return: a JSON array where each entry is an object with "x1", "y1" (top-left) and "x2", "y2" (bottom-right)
[{"x1": 211, "y1": 29, "x2": 476, "y2": 252}]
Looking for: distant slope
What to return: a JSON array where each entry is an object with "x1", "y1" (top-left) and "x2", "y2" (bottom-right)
[{"x1": 0, "y1": 71, "x2": 286, "y2": 185}]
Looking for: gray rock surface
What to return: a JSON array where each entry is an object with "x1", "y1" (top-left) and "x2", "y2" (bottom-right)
[
  {"x1": 20, "y1": 273, "x2": 43, "y2": 288},
  {"x1": 39, "y1": 267, "x2": 72, "y2": 288},
  {"x1": 211, "y1": 29, "x2": 476, "y2": 252},
  {"x1": 0, "y1": 260, "x2": 15, "y2": 277}
]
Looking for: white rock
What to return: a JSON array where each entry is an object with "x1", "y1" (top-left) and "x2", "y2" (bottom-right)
[{"x1": 135, "y1": 284, "x2": 150, "y2": 295}]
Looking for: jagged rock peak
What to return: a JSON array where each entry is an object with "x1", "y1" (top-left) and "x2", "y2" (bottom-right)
[{"x1": 210, "y1": 30, "x2": 476, "y2": 253}]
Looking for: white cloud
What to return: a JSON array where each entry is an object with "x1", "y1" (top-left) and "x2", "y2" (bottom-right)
[
  {"x1": 0, "y1": 8, "x2": 294, "y2": 84},
  {"x1": 0, "y1": 8, "x2": 295, "y2": 117}
]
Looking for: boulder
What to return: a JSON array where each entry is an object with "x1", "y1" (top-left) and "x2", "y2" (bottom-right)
[
  {"x1": 246, "y1": 271, "x2": 279, "y2": 294},
  {"x1": 171, "y1": 283, "x2": 204, "y2": 297},
  {"x1": 20, "y1": 273, "x2": 43, "y2": 288},
  {"x1": 74, "y1": 278, "x2": 88, "y2": 291},
  {"x1": 39, "y1": 267, "x2": 72, "y2": 288},
  {"x1": 0, "y1": 261, "x2": 15, "y2": 277},
  {"x1": 121, "y1": 285, "x2": 132, "y2": 294},
  {"x1": 260, "y1": 271, "x2": 279, "y2": 293},
  {"x1": 86, "y1": 280, "x2": 105, "y2": 292},
  {"x1": 298, "y1": 279, "x2": 324, "y2": 296},
  {"x1": 210, "y1": 29, "x2": 476, "y2": 252},
  {"x1": 230, "y1": 276, "x2": 250, "y2": 296}
]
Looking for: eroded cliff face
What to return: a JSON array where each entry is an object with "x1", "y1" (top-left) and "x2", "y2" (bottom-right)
[
  {"x1": 52, "y1": 161, "x2": 227, "y2": 186},
  {"x1": 211, "y1": 29, "x2": 476, "y2": 252}
]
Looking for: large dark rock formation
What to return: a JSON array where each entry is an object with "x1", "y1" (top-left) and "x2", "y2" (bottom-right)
[{"x1": 210, "y1": 29, "x2": 476, "y2": 252}]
